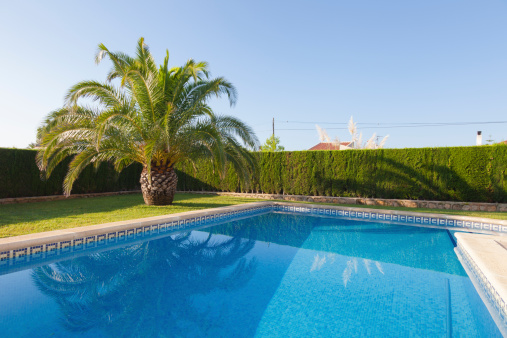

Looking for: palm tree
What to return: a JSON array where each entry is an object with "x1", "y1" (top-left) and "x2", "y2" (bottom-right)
[{"x1": 36, "y1": 38, "x2": 258, "y2": 205}]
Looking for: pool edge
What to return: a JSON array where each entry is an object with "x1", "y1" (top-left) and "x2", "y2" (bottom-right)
[
  {"x1": 2, "y1": 201, "x2": 507, "y2": 261},
  {"x1": 455, "y1": 233, "x2": 507, "y2": 335}
]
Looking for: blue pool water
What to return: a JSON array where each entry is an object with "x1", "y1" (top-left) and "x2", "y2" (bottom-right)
[{"x1": 0, "y1": 212, "x2": 502, "y2": 337}]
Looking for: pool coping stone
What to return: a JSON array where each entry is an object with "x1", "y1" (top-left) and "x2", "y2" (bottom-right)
[
  {"x1": 2, "y1": 201, "x2": 507, "y2": 252},
  {"x1": 2, "y1": 200, "x2": 507, "y2": 257},
  {"x1": 0, "y1": 201, "x2": 272, "y2": 252}
]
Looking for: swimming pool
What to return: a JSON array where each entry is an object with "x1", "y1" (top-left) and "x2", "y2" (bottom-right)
[{"x1": 0, "y1": 209, "x2": 503, "y2": 336}]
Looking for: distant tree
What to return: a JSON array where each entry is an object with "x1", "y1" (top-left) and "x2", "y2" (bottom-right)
[{"x1": 260, "y1": 135, "x2": 285, "y2": 152}]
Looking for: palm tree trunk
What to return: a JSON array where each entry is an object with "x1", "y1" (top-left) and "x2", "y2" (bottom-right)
[{"x1": 140, "y1": 165, "x2": 178, "y2": 205}]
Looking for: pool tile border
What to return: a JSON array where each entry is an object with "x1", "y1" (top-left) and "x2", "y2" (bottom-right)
[
  {"x1": 0, "y1": 202, "x2": 272, "y2": 265},
  {"x1": 2, "y1": 201, "x2": 507, "y2": 265},
  {"x1": 273, "y1": 202, "x2": 507, "y2": 234}
]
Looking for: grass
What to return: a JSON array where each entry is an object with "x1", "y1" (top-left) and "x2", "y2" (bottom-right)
[
  {"x1": 0, "y1": 193, "x2": 506, "y2": 238},
  {"x1": 0, "y1": 193, "x2": 263, "y2": 238}
]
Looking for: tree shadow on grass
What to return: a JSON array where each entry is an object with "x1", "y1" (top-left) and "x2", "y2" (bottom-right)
[
  {"x1": 0, "y1": 193, "x2": 249, "y2": 229},
  {"x1": 0, "y1": 194, "x2": 145, "y2": 228}
]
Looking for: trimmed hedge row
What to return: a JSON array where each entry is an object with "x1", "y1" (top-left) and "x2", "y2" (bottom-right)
[
  {"x1": 0, "y1": 148, "x2": 142, "y2": 199},
  {"x1": 176, "y1": 146, "x2": 507, "y2": 203},
  {"x1": 2, "y1": 146, "x2": 507, "y2": 203}
]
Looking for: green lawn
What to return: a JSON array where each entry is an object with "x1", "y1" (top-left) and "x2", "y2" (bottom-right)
[{"x1": 0, "y1": 193, "x2": 506, "y2": 238}]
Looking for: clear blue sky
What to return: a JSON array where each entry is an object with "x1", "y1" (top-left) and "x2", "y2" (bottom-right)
[{"x1": 1, "y1": 0, "x2": 506, "y2": 150}]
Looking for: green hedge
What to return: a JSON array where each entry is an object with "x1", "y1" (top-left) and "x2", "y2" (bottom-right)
[
  {"x1": 0, "y1": 148, "x2": 142, "y2": 199},
  {"x1": 2, "y1": 146, "x2": 507, "y2": 203},
  {"x1": 176, "y1": 146, "x2": 507, "y2": 203}
]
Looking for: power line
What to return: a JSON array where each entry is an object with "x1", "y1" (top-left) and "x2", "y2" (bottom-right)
[
  {"x1": 280, "y1": 120, "x2": 507, "y2": 126},
  {"x1": 273, "y1": 121, "x2": 507, "y2": 131}
]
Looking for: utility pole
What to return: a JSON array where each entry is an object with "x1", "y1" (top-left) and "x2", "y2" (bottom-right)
[{"x1": 272, "y1": 118, "x2": 275, "y2": 138}]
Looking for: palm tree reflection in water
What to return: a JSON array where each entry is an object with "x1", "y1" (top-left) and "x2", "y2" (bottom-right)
[{"x1": 32, "y1": 230, "x2": 257, "y2": 336}]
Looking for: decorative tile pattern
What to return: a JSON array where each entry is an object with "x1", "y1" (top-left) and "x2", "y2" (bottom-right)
[
  {"x1": 61, "y1": 241, "x2": 71, "y2": 249},
  {"x1": 46, "y1": 243, "x2": 58, "y2": 252},
  {"x1": 30, "y1": 245, "x2": 44, "y2": 255},
  {"x1": 0, "y1": 251, "x2": 10, "y2": 261},
  {"x1": 85, "y1": 236, "x2": 96, "y2": 248},
  {"x1": 61, "y1": 240, "x2": 72, "y2": 253},
  {"x1": 275, "y1": 204, "x2": 507, "y2": 234},
  {"x1": 13, "y1": 248, "x2": 27, "y2": 258}
]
